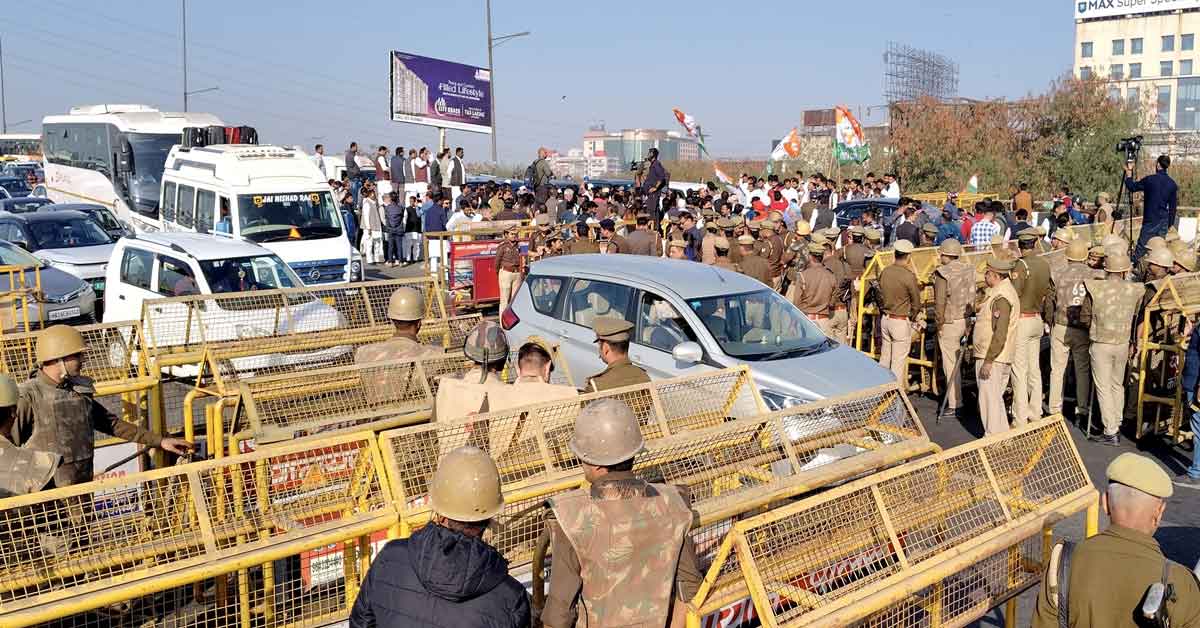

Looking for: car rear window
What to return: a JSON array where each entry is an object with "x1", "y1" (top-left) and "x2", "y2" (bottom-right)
[
  {"x1": 527, "y1": 276, "x2": 563, "y2": 315},
  {"x1": 565, "y1": 279, "x2": 633, "y2": 329}
]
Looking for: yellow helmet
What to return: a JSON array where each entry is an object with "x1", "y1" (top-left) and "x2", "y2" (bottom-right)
[
  {"x1": 36, "y1": 325, "x2": 85, "y2": 364},
  {"x1": 429, "y1": 446, "x2": 504, "y2": 522},
  {"x1": 1065, "y1": 238, "x2": 1089, "y2": 263},
  {"x1": 386, "y1": 287, "x2": 425, "y2": 322},
  {"x1": 568, "y1": 399, "x2": 644, "y2": 466}
]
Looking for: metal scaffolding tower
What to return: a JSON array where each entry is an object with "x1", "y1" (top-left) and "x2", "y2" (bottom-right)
[{"x1": 883, "y1": 41, "x2": 959, "y2": 103}]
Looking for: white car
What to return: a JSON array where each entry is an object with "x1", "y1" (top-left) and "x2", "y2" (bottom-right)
[{"x1": 104, "y1": 232, "x2": 349, "y2": 375}]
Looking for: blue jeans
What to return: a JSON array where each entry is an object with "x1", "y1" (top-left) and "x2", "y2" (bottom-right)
[{"x1": 1187, "y1": 391, "x2": 1200, "y2": 479}]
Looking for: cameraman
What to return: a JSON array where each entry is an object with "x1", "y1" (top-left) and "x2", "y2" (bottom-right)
[{"x1": 1125, "y1": 154, "x2": 1178, "y2": 262}]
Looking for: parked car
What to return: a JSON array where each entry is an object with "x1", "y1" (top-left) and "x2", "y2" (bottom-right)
[
  {"x1": 0, "y1": 239, "x2": 96, "y2": 330},
  {"x1": 0, "y1": 176, "x2": 31, "y2": 199},
  {"x1": 38, "y1": 202, "x2": 131, "y2": 239},
  {"x1": 0, "y1": 210, "x2": 114, "y2": 313},
  {"x1": 502, "y1": 254, "x2": 893, "y2": 409},
  {"x1": 29, "y1": 184, "x2": 47, "y2": 198},
  {"x1": 1, "y1": 162, "x2": 39, "y2": 181},
  {"x1": 0, "y1": 197, "x2": 53, "y2": 214},
  {"x1": 833, "y1": 199, "x2": 899, "y2": 229}
]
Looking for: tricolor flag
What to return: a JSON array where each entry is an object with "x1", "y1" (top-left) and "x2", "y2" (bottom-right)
[
  {"x1": 833, "y1": 106, "x2": 870, "y2": 165},
  {"x1": 966, "y1": 175, "x2": 979, "y2": 193},
  {"x1": 713, "y1": 164, "x2": 736, "y2": 190},
  {"x1": 672, "y1": 108, "x2": 709, "y2": 157},
  {"x1": 770, "y1": 127, "x2": 802, "y2": 162}
]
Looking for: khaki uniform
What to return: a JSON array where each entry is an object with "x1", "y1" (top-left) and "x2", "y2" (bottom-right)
[
  {"x1": 794, "y1": 262, "x2": 838, "y2": 337},
  {"x1": 972, "y1": 279, "x2": 1019, "y2": 436},
  {"x1": 624, "y1": 229, "x2": 655, "y2": 256},
  {"x1": 484, "y1": 375, "x2": 578, "y2": 460},
  {"x1": 1011, "y1": 253, "x2": 1054, "y2": 425},
  {"x1": 354, "y1": 335, "x2": 446, "y2": 405},
  {"x1": 726, "y1": 234, "x2": 743, "y2": 264},
  {"x1": 586, "y1": 356, "x2": 650, "y2": 392},
  {"x1": 700, "y1": 233, "x2": 717, "y2": 264},
  {"x1": 544, "y1": 472, "x2": 701, "y2": 628},
  {"x1": 565, "y1": 238, "x2": 600, "y2": 255},
  {"x1": 932, "y1": 260, "x2": 975, "y2": 411},
  {"x1": 1047, "y1": 262, "x2": 1103, "y2": 417},
  {"x1": 825, "y1": 255, "x2": 851, "y2": 341},
  {"x1": 496, "y1": 239, "x2": 522, "y2": 313},
  {"x1": 1081, "y1": 278, "x2": 1144, "y2": 436},
  {"x1": 877, "y1": 263, "x2": 922, "y2": 383},
  {"x1": 1033, "y1": 525, "x2": 1200, "y2": 628},
  {"x1": 354, "y1": 335, "x2": 443, "y2": 364},
  {"x1": 607, "y1": 233, "x2": 630, "y2": 255},
  {"x1": 0, "y1": 437, "x2": 58, "y2": 498},
  {"x1": 738, "y1": 253, "x2": 773, "y2": 287},
  {"x1": 767, "y1": 233, "x2": 785, "y2": 282},
  {"x1": 713, "y1": 258, "x2": 738, "y2": 273},
  {"x1": 433, "y1": 368, "x2": 508, "y2": 422},
  {"x1": 14, "y1": 372, "x2": 163, "y2": 487}
]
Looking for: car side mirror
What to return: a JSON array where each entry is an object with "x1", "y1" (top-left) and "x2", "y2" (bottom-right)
[
  {"x1": 672, "y1": 341, "x2": 703, "y2": 365},
  {"x1": 12, "y1": 241, "x2": 28, "y2": 251},
  {"x1": 117, "y1": 141, "x2": 133, "y2": 175}
]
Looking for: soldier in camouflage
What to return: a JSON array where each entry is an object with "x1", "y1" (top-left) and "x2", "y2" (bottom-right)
[
  {"x1": 355, "y1": 287, "x2": 443, "y2": 364},
  {"x1": 543, "y1": 399, "x2": 701, "y2": 628},
  {"x1": 0, "y1": 373, "x2": 57, "y2": 497},
  {"x1": 14, "y1": 326, "x2": 192, "y2": 487},
  {"x1": 1080, "y1": 254, "x2": 1145, "y2": 446},
  {"x1": 1047, "y1": 239, "x2": 1103, "y2": 421},
  {"x1": 931, "y1": 239, "x2": 974, "y2": 419},
  {"x1": 433, "y1": 321, "x2": 510, "y2": 421}
]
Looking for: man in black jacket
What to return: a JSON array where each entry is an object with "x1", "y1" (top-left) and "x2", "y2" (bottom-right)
[{"x1": 350, "y1": 446, "x2": 529, "y2": 628}]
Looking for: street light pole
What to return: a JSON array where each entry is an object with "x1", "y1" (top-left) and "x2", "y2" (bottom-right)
[
  {"x1": 182, "y1": 0, "x2": 189, "y2": 112},
  {"x1": 0, "y1": 35, "x2": 7, "y2": 134},
  {"x1": 486, "y1": 0, "x2": 495, "y2": 163}
]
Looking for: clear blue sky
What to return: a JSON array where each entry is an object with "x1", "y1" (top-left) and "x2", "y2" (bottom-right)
[{"x1": 5, "y1": 0, "x2": 1072, "y2": 163}]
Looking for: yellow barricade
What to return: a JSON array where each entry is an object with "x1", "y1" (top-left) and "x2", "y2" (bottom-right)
[
  {"x1": 686, "y1": 417, "x2": 1097, "y2": 627},
  {"x1": 0, "y1": 264, "x2": 43, "y2": 332},
  {"x1": 1135, "y1": 271, "x2": 1200, "y2": 443}
]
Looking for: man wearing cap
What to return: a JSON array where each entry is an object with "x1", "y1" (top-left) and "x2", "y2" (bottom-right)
[
  {"x1": 864, "y1": 227, "x2": 883, "y2": 251},
  {"x1": 920, "y1": 222, "x2": 938, "y2": 247},
  {"x1": 565, "y1": 222, "x2": 599, "y2": 255},
  {"x1": 495, "y1": 226, "x2": 523, "y2": 313},
  {"x1": 543, "y1": 399, "x2": 701, "y2": 628},
  {"x1": 528, "y1": 214, "x2": 554, "y2": 260},
  {"x1": 355, "y1": 287, "x2": 442, "y2": 364},
  {"x1": 973, "y1": 257, "x2": 1020, "y2": 435},
  {"x1": 932, "y1": 239, "x2": 974, "y2": 419},
  {"x1": 784, "y1": 220, "x2": 812, "y2": 259},
  {"x1": 840, "y1": 226, "x2": 872, "y2": 335},
  {"x1": 1010, "y1": 228, "x2": 1055, "y2": 426},
  {"x1": 1047, "y1": 239, "x2": 1102, "y2": 422},
  {"x1": 794, "y1": 242, "x2": 838, "y2": 337},
  {"x1": 700, "y1": 216, "x2": 719, "y2": 264},
  {"x1": 625, "y1": 213, "x2": 656, "y2": 256},
  {"x1": 877, "y1": 240, "x2": 922, "y2": 383},
  {"x1": 586, "y1": 317, "x2": 650, "y2": 392},
  {"x1": 0, "y1": 373, "x2": 58, "y2": 498},
  {"x1": 736, "y1": 234, "x2": 773, "y2": 287},
  {"x1": 599, "y1": 219, "x2": 628, "y2": 255},
  {"x1": 350, "y1": 446, "x2": 530, "y2": 628},
  {"x1": 1080, "y1": 254, "x2": 1145, "y2": 445},
  {"x1": 712, "y1": 237, "x2": 738, "y2": 272},
  {"x1": 1033, "y1": 453, "x2": 1200, "y2": 627},
  {"x1": 823, "y1": 236, "x2": 852, "y2": 341},
  {"x1": 764, "y1": 220, "x2": 785, "y2": 287},
  {"x1": 1175, "y1": 250, "x2": 1197, "y2": 275},
  {"x1": 1088, "y1": 245, "x2": 1107, "y2": 270},
  {"x1": 434, "y1": 321, "x2": 511, "y2": 421}
]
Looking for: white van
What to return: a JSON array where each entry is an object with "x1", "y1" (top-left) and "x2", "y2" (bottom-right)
[{"x1": 161, "y1": 144, "x2": 362, "y2": 285}]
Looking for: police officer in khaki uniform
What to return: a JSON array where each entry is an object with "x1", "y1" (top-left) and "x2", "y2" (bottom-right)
[
  {"x1": 1033, "y1": 453, "x2": 1200, "y2": 627},
  {"x1": 13, "y1": 327, "x2": 193, "y2": 488},
  {"x1": 543, "y1": 399, "x2": 702, "y2": 628},
  {"x1": 355, "y1": 287, "x2": 443, "y2": 364},
  {"x1": 0, "y1": 373, "x2": 58, "y2": 498},
  {"x1": 1010, "y1": 227, "x2": 1055, "y2": 426},
  {"x1": 721, "y1": 218, "x2": 743, "y2": 265},
  {"x1": 1175, "y1": 249, "x2": 1198, "y2": 275},
  {"x1": 624, "y1": 213, "x2": 657, "y2": 256},
  {"x1": 667, "y1": 239, "x2": 687, "y2": 260},
  {"x1": 528, "y1": 214, "x2": 554, "y2": 260},
  {"x1": 1088, "y1": 245, "x2": 1107, "y2": 270},
  {"x1": 973, "y1": 257, "x2": 1020, "y2": 436},
  {"x1": 711, "y1": 237, "x2": 738, "y2": 272},
  {"x1": 586, "y1": 317, "x2": 650, "y2": 392},
  {"x1": 495, "y1": 226, "x2": 523, "y2": 313},
  {"x1": 736, "y1": 234, "x2": 773, "y2": 286},
  {"x1": 877, "y1": 240, "x2": 922, "y2": 383},
  {"x1": 823, "y1": 235, "x2": 852, "y2": 342},
  {"x1": 434, "y1": 321, "x2": 511, "y2": 421},
  {"x1": 599, "y1": 219, "x2": 628, "y2": 255},
  {"x1": 764, "y1": 220, "x2": 785, "y2": 288},
  {"x1": 794, "y1": 241, "x2": 838, "y2": 337},
  {"x1": 1080, "y1": 254, "x2": 1144, "y2": 446},
  {"x1": 484, "y1": 341, "x2": 578, "y2": 459},
  {"x1": 565, "y1": 222, "x2": 600, "y2": 255},
  {"x1": 931, "y1": 239, "x2": 974, "y2": 419},
  {"x1": 864, "y1": 226, "x2": 883, "y2": 251},
  {"x1": 1047, "y1": 239, "x2": 1102, "y2": 420}
]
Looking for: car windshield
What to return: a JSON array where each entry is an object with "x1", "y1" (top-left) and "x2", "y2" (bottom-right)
[
  {"x1": 236, "y1": 191, "x2": 343, "y2": 242},
  {"x1": 199, "y1": 255, "x2": 304, "y2": 294},
  {"x1": 0, "y1": 179, "x2": 30, "y2": 197},
  {"x1": 127, "y1": 132, "x2": 178, "y2": 214},
  {"x1": 687, "y1": 289, "x2": 830, "y2": 360},
  {"x1": 85, "y1": 207, "x2": 123, "y2": 232},
  {"x1": 6, "y1": 199, "x2": 49, "y2": 213},
  {"x1": 29, "y1": 217, "x2": 113, "y2": 249},
  {"x1": 0, "y1": 240, "x2": 43, "y2": 268}
]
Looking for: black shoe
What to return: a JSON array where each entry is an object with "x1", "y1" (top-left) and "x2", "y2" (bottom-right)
[
  {"x1": 1088, "y1": 433, "x2": 1121, "y2": 446},
  {"x1": 1174, "y1": 475, "x2": 1200, "y2": 490}
]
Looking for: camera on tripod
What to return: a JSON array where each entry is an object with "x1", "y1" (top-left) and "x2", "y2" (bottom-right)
[
  {"x1": 1116, "y1": 135, "x2": 1144, "y2": 161},
  {"x1": 629, "y1": 159, "x2": 646, "y2": 173}
]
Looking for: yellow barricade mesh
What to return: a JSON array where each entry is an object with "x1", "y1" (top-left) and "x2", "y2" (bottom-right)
[
  {"x1": 0, "y1": 320, "x2": 148, "y2": 390},
  {"x1": 1135, "y1": 271, "x2": 1200, "y2": 442},
  {"x1": 139, "y1": 277, "x2": 441, "y2": 362},
  {"x1": 697, "y1": 417, "x2": 1092, "y2": 626},
  {"x1": 0, "y1": 432, "x2": 389, "y2": 618}
]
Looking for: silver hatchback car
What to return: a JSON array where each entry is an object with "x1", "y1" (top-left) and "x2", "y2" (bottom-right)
[{"x1": 501, "y1": 254, "x2": 893, "y2": 409}]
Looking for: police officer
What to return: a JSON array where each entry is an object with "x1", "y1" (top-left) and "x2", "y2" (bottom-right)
[
  {"x1": 823, "y1": 235, "x2": 851, "y2": 342},
  {"x1": 699, "y1": 215, "x2": 718, "y2": 264},
  {"x1": 586, "y1": 317, "x2": 650, "y2": 392},
  {"x1": 877, "y1": 240, "x2": 922, "y2": 383},
  {"x1": 931, "y1": 239, "x2": 973, "y2": 419},
  {"x1": 794, "y1": 241, "x2": 838, "y2": 337},
  {"x1": 722, "y1": 218, "x2": 744, "y2": 265},
  {"x1": 667, "y1": 239, "x2": 688, "y2": 260},
  {"x1": 434, "y1": 321, "x2": 510, "y2": 421},
  {"x1": 1047, "y1": 239, "x2": 1101, "y2": 422},
  {"x1": 13, "y1": 326, "x2": 193, "y2": 488},
  {"x1": 1080, "y1": 254, "x2": 1144, "y2": 446},
  {"x1": 350, "y1": 446, "x2": 530, "y2": 628},
  {"x1": 355, "y1": 287, "x2": 443, "y2": 363},
  {"x1": 973, "y1": 256, "x2": 1020, "y2": 436},
  {"x1": 764, "y1": 220, "x2": 785, "y2": 288},
  {"x1": 483, "y1": 341, "x2": 578, "y2": 459},
  {"x1": 920, "y1": 222, "x2": 938, "y2": 247},
  {"x1": 864, "y1": 227, "x2": 883, "y2": 251},
  {"x1": 1011, "y1": 228, "x2": 1054, "y2": 426},
  {"x1": 599, "y1": 219, "x2": 628, "y2": 255},
  {"x1": 1088, "y1": 245, "x2": 1107, "y2": 271},
  {"x1": 1033, "y1": 453, "x2": 1200, "y2": 627},
  {"x1": 565, "y1": 222, "x2": 599, "y2": 255},
  {"x1": 0, "y1": 373, "x2": 58, "y2": 498},
  {"x1": 624, "y1": 213, "x2": 656, "y2": 256},
  {"x1": 736, "y1": 234, "x2": 773, "y2": 286},
  {"x1": 712, "y1": 237, "x2": 738, "y2": 272},
  {"x1": 528, "y1": 213, "x2": 554, "y2": 260},
  {"x1": 1175, "y1": 249, "x2": 1197, "y2": 275},
  {"x1": 496, "y1": 225, "x2": 522, "y2": 312},
  {"x1": 543, "y1": 399, "x2": 701, "y2": 628}
]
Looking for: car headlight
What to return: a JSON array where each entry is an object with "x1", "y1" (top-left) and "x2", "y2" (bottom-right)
[
  {"x1": 761, "y1": 389, "x2": 810, "y2": 411},
  {"x1": 351, "y1": 260, "x2": 362, "y2": 281}
]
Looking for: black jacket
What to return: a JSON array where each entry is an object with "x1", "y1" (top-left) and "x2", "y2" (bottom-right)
[{"x1": 349, "y1": 524, "x2": 530, "y2": 628}]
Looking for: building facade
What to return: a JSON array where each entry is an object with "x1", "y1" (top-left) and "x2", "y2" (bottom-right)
[{"x1": 580, "y1": 124, "x2": 701, "y2": 174}]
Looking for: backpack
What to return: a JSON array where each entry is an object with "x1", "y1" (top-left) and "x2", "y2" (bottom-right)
[{"x1": 525, "y1": 159, "x2": 539, "y2": 188}]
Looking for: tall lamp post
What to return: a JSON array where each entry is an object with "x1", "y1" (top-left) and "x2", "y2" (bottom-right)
[{"x1": 485, "y1": 0, "x2": 530, "y2": 164}]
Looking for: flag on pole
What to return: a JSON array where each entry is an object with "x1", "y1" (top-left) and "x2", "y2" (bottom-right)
[
  {"x1": 770, "y1": 127, "x2": 802, "y2": 162},
  {"x1": 713, "y1": 163, "x2": 734, "y2": 187},
  {"x1": 672, "y1": 108, "x2": 708, "y2": 157},
  {"x1": 966, "y1": 174, "x2": 979, "y2": 193},
  {"x1": 833, "y1": 106, "x2": 871, "y2": 165}
]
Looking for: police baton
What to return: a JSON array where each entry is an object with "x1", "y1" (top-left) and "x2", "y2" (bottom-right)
[
  {"x1": 102, "y1": 446, "x2": 193, "y2": 473},
  {"x1": 936, "y1": 317, "x2": 975, "y2": 424}
]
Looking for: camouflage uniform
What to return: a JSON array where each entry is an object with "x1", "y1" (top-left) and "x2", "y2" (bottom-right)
[
  {"x1": 14, "y1": 372, "x2": 163, "y2": 487},
  {"x1": 932, "y1": 258, "x2": 975, "y2": 411},
  {"x1": 1047, "y1": 261, "x2": 1103, "y2": 417},
  {"x1": 0, "y1": 437, "x2": 58, "y2": 498},
  {"x1": 1081, "y1": 278, "x2": 1145, "y2": 437},
  {"x1": 543, "y1": 471, "x2": 700, "y2": 628},
  {"x1": 354, "y1": 335, "x2": 443, "y2": 364}
]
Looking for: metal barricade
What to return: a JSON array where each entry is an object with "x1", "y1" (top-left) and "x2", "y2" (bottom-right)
[
  {"x1": 686, "y1": 417, "x2": 1097, "y2": 628},
  {"x1": 0, "y1": 264, "x2": 41, "y2": 333},
  {"x1": 1135, "y1": 271, "x2": 1200, "y2": 443}
]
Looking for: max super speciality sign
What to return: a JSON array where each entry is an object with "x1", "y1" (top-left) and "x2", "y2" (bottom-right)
[{"x1": 1076, "y1": 0, "x2": 1200, "y2": 20}]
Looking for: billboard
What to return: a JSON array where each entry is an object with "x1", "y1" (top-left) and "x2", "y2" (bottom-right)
[
  {"x1": 390, "y1": 51, "x2": 493, "y2": 134},
  {"x1": 1075, "y1": 0, "x2": 1200, "y2": 20}
]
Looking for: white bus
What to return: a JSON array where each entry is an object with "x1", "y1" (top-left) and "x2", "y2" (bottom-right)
[
  {"x1": 41, "y1": 104, "x2": 223, "y2": 233},
  {"x1": 161, "y1": 143, "x2": 361, "y2": 284},
  {"x1": 0, "y1": 134, "x2": 41, "y2": 161}
]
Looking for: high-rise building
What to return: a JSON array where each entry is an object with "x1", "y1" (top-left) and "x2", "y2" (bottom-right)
[{"x1": 581, "y1": 124, "x2": 701, "y2": 174}]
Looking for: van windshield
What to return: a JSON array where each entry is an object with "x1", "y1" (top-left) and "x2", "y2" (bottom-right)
[
  {"x1": 127, "y1": 132, "x2": 178, "y2": 214},
  {"x1": 687, "y1": 289, "x2": 831, "y2": 361},
  {"x1": 235, "y1": 191, "x2": 343, "y2": 243}
]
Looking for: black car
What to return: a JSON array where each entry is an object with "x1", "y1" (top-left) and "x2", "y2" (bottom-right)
[
  {"x1": 38, "y1": 202, "x2": 131, "y2": 239},
  {"x1": 833, "y1": 199, "x2": 900, "y2": 239},
  {"x1": 0, "y1": 197, "x2": 53, "y2": 214},
  {"x1": 0, "y1": 176, "x2": 31, "y2": 199}
]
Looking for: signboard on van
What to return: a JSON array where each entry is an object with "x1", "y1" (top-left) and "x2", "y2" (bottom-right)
[{"x1": 390, "y1": 51, "x2": 493, "y2": 134}]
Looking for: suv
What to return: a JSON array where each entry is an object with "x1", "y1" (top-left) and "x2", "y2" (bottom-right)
[
  {"x1": 502, "y1": 254, "x2": 893, "y2": 408},
  {"x1": 0, "y1": 210, "x2": 114, "y2": 305}
]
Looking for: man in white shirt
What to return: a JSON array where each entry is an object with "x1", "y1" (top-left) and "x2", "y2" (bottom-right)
[
  {"x1": 780, "y1": 178, "x2": 800, "y2": 205},
  {"x1": 445, "y1": 204, "x2": 480, "y2": 233},
  {"x1": 883, "y1": 173, "x2": 901, "y2": 199},
  {"x1": 313, "y1": 144, "x2": 326, "y2": 178}
]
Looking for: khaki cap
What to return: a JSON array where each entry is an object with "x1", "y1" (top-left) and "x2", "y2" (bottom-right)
[
  {"x1": 795, "y1": 220, "x2": 812, "y2": 235},
  {"x1": 1106, "y1": 452, "x2": 1173, "y2": 498},
  {"x1": 1105, "y1": 253, "x2": 1133, "y2": 273},
  {"x1": 0, "y1": 373, "x2": 16, "y2": 408},
  {"x1": 938, "y1": 239, "x2": 963, "y2": 257},
  {"x1": 1065, "y1": 238, "x2": 1089, "y2": 262},
  {"x1": 1097, "y1": 191, "x2": 1111, "y2": 202},
  {"x1": 894, "y1": 240, "x2": 915, "y2": 254},
  {"x1": 1088, "y1": 245, "x2": 1106, "y2": 258},
  {"x1": 592, "y1": 316, "x2": 634, "y2": 343},
  {"x1": 1146, "y1": 236, "x2": 1167, "y2": 251},
  {"x1": 429, "y1": 446, "x2": 504, "y2": 522},
  {"x1": 1167, "y1": 227, "x2": 1181, "y2": 242},
  {"x1": 1052, "y1": 229, "x2": 1074, "y2": 244},
  {"x1": 760, "y1": 219, "x2": 776, "y2": 231},
  {"x1": 822, "y1": 227, "x2": 841, "y2": 239},
  {"x1": 387, "y1": 286, "x2": 425, "y2": 321},
  {"x1": 987, "y1": 257, "x2": 1015, "y2": 273},
  {"x1": 1017, "y1": 227, "x2": 1041, "y2": 242},
  {"x1": 1169, "y1": 239, "x2": 1188, "y2": 256},
  {"x1": 37, "y1": 325, "x2": 86, "y2": 364},
  {"x1": 864, "y1": 228, "x2": 882, "y2": 242},
  {"x1": 1147, "y1": 247, "x2": 1175, "y2": 269},
  {"x1": 1101, "y1": 234, "x2": 1126, "y2": 249},
  {"x1": 768, "y1": 210, "x2": 784, "y2": 221},
  {"x1": 713, "y1": 236, "x2": 730, "y2": 251},
  {"x1": 922, "y1": 223, "x2": 938, "y2": 235},
  {"x1": 534, "y1": 213, "x2": 552, "y2": 227},
  {"x1": 849, "y1": 225, "x2": 865, "y2": 236},
  {"x1": 1176, "y1": 250, "x2": 1197, "y2": 272},
  {"x1": 737, "y1": 234, "x2": 756, "y2": 246},
  {"x1": 807, "y1": 241, "x2": 826, "y2": 255},
  {"x1": 669, "y1": 239, "x2": 687, "y2": 249},
  {"x1": 568, "y1": 399, "x2": 645, "y2": 466}
]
